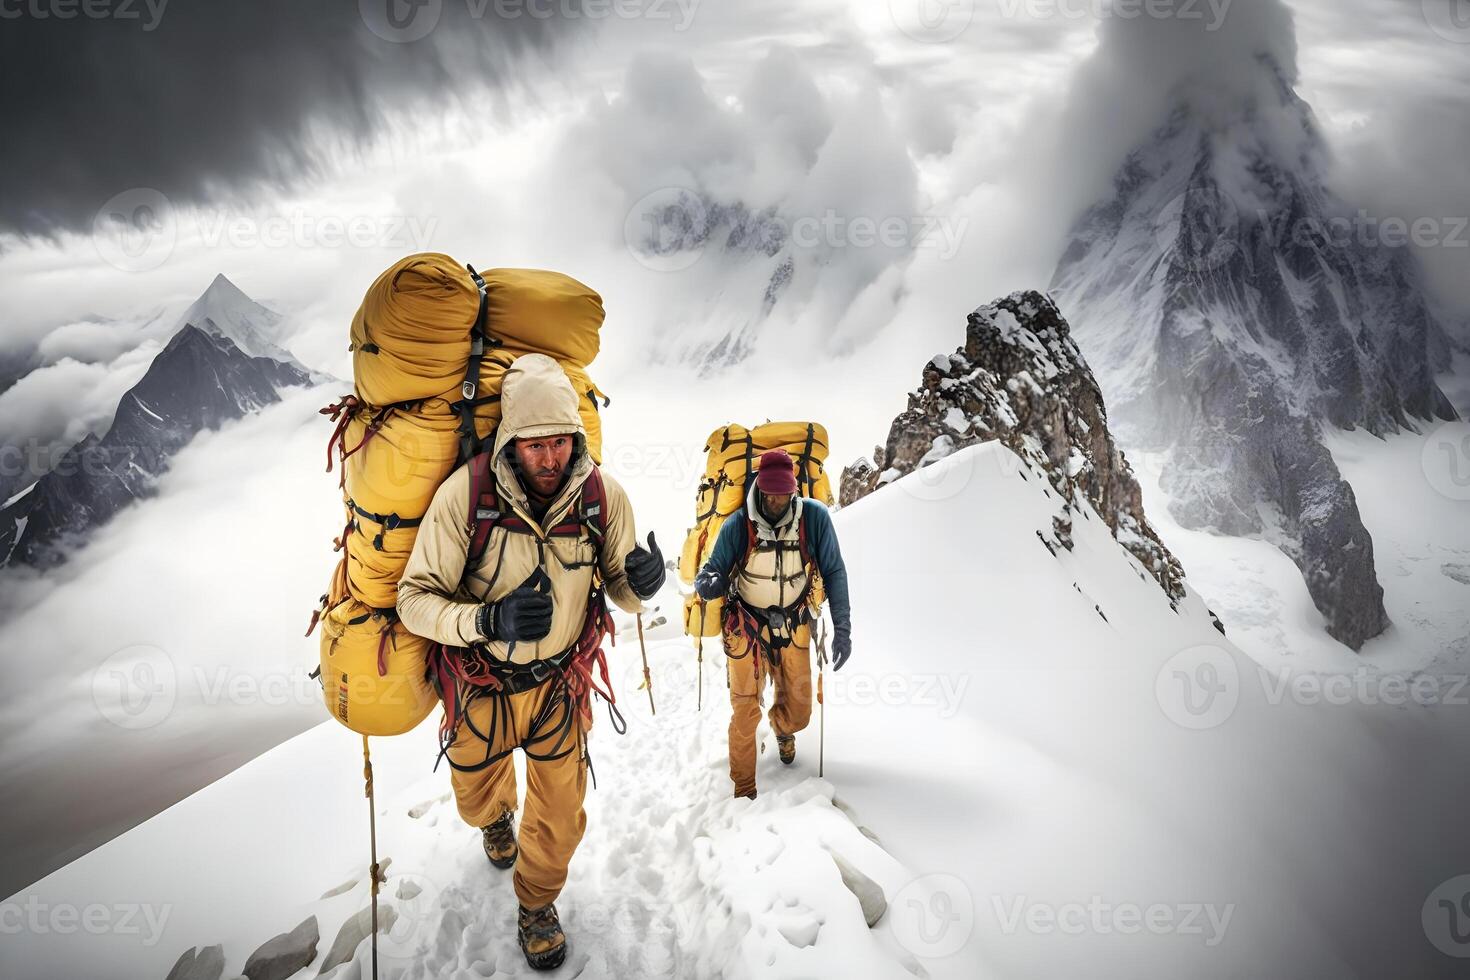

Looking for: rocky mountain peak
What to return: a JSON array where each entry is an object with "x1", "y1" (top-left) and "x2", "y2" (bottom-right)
[{"x1": 841, "y1": 290, "x2": 1188, "y2": 607}]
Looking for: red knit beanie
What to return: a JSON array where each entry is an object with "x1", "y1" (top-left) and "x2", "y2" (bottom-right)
[{"x1": 754, "y1": 449, "x2": 798, "y2": 494}]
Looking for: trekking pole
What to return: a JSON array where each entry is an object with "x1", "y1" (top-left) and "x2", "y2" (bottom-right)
[
  {"x1": 696, "y1": 601, "x2": 707, "y2": 712},
  {"x1": 816, "y1": 617, "x2": 827, "y2": 778},
  {"x1": 637, "y1": 612, "x2": 656, "y2": 715},
  {"x1": 362, "y1": 735, "x2": 382, "y2": 980}
]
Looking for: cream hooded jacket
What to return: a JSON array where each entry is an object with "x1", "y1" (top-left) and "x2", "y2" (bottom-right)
[{"x1": 397, "y1": 353, "x2": 643, "y2": 663}]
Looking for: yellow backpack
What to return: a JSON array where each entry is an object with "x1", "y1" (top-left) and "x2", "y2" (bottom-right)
[
  {"x1": 677, "y1": 422, "x2": 835, "y2": 638},
  {"x1": 308, "y1": 255, "x2": 608, "y2": 736}
]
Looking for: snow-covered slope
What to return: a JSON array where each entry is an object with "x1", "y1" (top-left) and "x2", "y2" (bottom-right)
[{"x1": 9, "y1": 443, "x2": 1468, "y2": 979}]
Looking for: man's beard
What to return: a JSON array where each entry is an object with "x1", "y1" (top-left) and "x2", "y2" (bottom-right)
[{"x1": 527, "y1": 467, "x2": 567, "y2": 500}]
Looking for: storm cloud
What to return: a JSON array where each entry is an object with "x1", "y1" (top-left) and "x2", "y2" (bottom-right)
[{"x1": 0, "y1": 0, "x2": 590, "y2": 235}]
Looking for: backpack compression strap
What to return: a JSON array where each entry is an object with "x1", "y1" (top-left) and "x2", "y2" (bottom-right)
[{"x1": 450, "y1": 266, "x2": 502, "y2": 466}]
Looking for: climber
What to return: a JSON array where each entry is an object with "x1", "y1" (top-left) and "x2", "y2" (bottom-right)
[
  {"x1": 694, "y1": 448, "x2": 851, "y2": 799},
  {"x1": 397, "y1": 353, "x2": 665, "y2": 971}
]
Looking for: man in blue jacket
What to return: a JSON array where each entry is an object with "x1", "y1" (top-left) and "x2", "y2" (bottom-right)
[{"x1": 695, "y1": 448, "x2": 852, "y2": 799}]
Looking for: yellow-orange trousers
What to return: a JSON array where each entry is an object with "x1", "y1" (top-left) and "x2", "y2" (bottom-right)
[
  {"x1": 724, "y1": 622, "x2": 813, "y2": 798},
  {"x1": 446, "y1": 681, "x2": 588, "y2": 908}
]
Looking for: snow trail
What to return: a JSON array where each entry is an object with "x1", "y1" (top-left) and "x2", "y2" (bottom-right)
[{"x1": 306, "y1": 616, "x2": 916, "y2": 980}]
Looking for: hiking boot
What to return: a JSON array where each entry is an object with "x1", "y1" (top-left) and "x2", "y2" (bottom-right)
[
  {"x1": 777, "y1": 734, "x2": 796, "y2": 765},
  {"x1": 735, "y1": 787, "x2": 757, "y2": 800},
  {"x1": 481, "y1": 810, "x2": 517, "y2": 870},
  {"x1": 518, "y1": 902, "x2": 567, "y2": 971}
]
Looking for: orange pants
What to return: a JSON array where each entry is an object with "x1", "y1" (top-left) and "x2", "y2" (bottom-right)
[
  {"x1": 446, "y1": 680, "x2": 588, "y2": 908},
  {"x1": 724, "y1": 623, "x2": 813, "y2": 797}
]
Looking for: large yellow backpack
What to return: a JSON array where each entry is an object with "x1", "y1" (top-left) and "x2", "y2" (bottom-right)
[
  {"x1": 308, "y1": 254, "x2": 608, "y2": 736},
  {"x1": 677, "y1": 422, "x2": 835, "y2": 638}
]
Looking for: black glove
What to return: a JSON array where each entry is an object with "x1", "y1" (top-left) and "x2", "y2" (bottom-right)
[
  {"x1": 831, "y1": 627, "x2": 851, "y2": 671},
  {"x1": 624, "y1": 531, "x2": 666, "y2": 601},
  {"x1": 479, "y1": 586, "x2": 553, "y2": 642},
  {"x1": 694, "y1": 567, "x2": 727, "y2": 601}
]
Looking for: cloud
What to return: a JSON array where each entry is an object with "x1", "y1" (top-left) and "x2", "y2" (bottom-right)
[{"x1": 0, "y1": 0, "x2": 589, "y2": 236}]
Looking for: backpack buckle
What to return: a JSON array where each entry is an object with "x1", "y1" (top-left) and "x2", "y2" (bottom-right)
[
  {"x1": 462, "y1": 379, "x2": 478, "y2": 401},
  {"x1": 476, "y1": 507, "x2": 500, "y2": 521}
]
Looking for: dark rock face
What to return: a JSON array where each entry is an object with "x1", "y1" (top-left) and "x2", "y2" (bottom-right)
[
  {"x1": 0, "y1": 322, "x2": 313, "y2": 570},
  {"x1": 1048, "y1": 62, "x2": 1454, "y2": 648},
  {"x1": 841, "y1": 290, "x2": 1187, "y2": 606}
]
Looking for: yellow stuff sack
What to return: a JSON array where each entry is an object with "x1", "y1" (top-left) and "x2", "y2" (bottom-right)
[
  {"x1": 679, "y1": 421, "x2": 834, "y2": 638},
  {"x1": 351, "y1": 253, "x2": 481, "y2": 406},
  {"x1": 482, "y1": 268, "x2": 604, "y2": 367},
  {"x1": 318, "y1": 597, "x2": 437, "y2": 737}
]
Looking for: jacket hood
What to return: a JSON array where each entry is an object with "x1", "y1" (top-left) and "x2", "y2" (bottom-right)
[{"x1": 492, "y1": 353, "x2": 585, "y2": 457}]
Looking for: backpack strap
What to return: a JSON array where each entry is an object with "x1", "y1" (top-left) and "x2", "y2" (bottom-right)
[{"x1": 465, "y1": 449, "x2": 500, "y2": 567}]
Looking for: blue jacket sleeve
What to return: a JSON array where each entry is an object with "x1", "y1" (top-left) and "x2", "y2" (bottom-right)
[
  {"x1": 803, "y1": 502, "x2": 851, "y2": 633},
  {"x1": 699, "y1": 512, "x2": 747, "y2": 583}
]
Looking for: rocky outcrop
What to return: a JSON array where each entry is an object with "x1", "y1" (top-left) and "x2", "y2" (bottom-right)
[
  {"x1": 242, "y1": 916, "x2": 318, "y2": 980},
  {"x1": 165, "y1": 945, "x2": 225, "y2": 980},
  {"x1": 842, "y1": 290, "x2": 1187, "y2": 606}
]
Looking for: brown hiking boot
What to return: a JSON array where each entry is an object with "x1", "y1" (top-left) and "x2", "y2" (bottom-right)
[
  {"x1": 518, "y1": 902, "x2": 567, "y2": 971},
  {"x1": 481, "y1": 810, "x2": 517, "y2": 870},
  {"x1": 777, "y1": 734, "x2": 796, "y2": 765}
]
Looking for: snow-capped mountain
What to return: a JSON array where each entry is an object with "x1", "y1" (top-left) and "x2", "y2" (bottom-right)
[
  {"x1": 0, "y1": 277, "x2": 324, "y2": 570},
  {"x1": 1050, "y1": 56, "x2": 1461, "y2": 650},
  {"x1": 842, "y1": 290, "x2": 1192, "y2": 610}
]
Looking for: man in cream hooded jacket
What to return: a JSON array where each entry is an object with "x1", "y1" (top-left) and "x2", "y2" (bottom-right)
[{"x1": 398, "y1": 353, "x2": 664, "y2": 971}]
